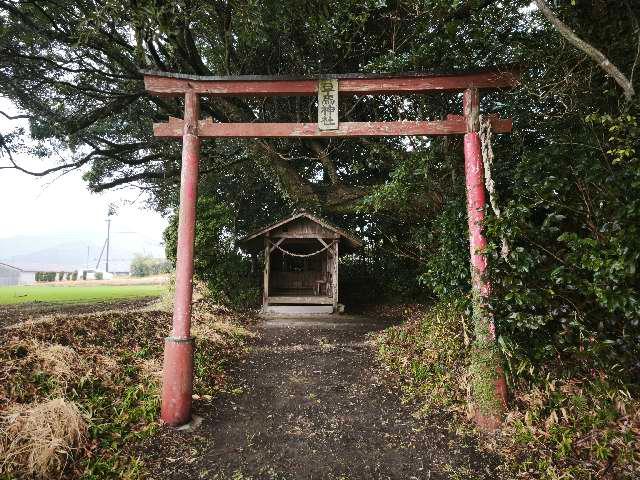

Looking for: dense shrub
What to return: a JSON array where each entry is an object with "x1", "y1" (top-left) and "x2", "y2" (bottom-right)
[
  {"x1": 35, "y1": 272, "x2": 56, "y2": 282},
  {"x1": 483, "y1": 110, "x2": 640, "y2": 387},
  {"x1": 340, "y1": 250, "x2": 429, "y2": 305},
  {"x1": 376, "y1": 303, "x2": 640, "y2": 478},
  {"x1": 130, "y1": 254, "x2": 170, "y2": 277},
  {"x1": 164, "y1": 198, "x2": 261, "y2": 310}
]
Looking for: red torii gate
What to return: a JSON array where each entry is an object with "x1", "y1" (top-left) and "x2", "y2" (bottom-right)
[{"x1": 143, "y1": 68, "x2": 519, "y2": 429}]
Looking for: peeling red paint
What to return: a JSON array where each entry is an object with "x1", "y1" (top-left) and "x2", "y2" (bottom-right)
[
  {"x1": 160, "y1": 91, "x2": 200, "y2": 426},
  {"x1": 464, "y1": 132, "x2": 490, "y2": 297},
  {"x1": 153, "y1": 118, "x2": 513, "y2": 138}
]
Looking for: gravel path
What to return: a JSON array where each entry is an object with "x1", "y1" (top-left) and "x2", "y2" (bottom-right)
[{"x1": 142, "y1": 315, "x2": 501, "y2": 479}]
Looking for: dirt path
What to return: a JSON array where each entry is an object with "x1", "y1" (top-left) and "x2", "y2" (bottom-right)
[{"x1": 143, "y1": 315, "x2": 501, "y2": 479}]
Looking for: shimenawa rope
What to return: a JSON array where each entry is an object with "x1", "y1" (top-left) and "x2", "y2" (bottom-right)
[
  {"x1": 268, "y1": 239, "x2": 335, "y2": 258},
  {"x1": 480, "y1": 115, "x2": 510, "y2": 258}
]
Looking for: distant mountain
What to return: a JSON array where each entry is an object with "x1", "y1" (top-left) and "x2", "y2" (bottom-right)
[
  {"x1": 0, "y1": 232, "x2": 165, "y2": 273},
  {"x1": 0, "y1": 233, "x2": 94, "y2": 258}
]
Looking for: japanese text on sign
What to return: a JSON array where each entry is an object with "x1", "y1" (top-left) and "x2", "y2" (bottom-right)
[{"x1": 318, "y1": 79, "x2": 339, "y2": 130}]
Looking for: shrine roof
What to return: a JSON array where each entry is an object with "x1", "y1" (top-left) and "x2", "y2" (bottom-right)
[{"x1": 240, "y1": 211, "x2": 363, "y2": 252}]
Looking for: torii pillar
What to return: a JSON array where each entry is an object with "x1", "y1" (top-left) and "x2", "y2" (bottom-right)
[
  {"x1": 463, "y1": 88, "x2": 508, "y2": 429},
  {"x1": 160, "y1": 91, "x2": 200, "y2": 426}
]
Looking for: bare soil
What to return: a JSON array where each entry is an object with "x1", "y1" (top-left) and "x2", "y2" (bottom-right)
[
  {"x1": 141, "y1": 315, "x2": 502, "y2": 479},
  {"x1": 0, "y1": 298, "x2": 156, "y2": 328}
]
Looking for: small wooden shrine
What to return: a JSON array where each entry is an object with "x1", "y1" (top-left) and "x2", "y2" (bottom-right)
[{"x1": 240, "y1": 211, "x2": 362, "y2": 314}]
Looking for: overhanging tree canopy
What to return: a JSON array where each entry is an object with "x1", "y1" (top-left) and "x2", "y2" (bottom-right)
[{"x1": 1, "y1": 0, "x2": 532, "y2": 212}]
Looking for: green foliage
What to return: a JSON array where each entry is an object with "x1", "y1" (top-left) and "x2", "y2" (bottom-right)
[
  {"x1": 164, "y1": 197, "x2": 261, "y2": 310},
  {"x1": 94, "y1": 272, "x2": 103, "y2": 280},
  {"x1": 129, "y1": 254, "x2": 169, "y2": 277},
  {"x1": 417, "y1": 199, "x2": 470, "y2": 298},
  {"x1": 483, "y1": 107, "x2": 640, "y2": 385},
  {"x1": 376, "y1": 300, "x2": 471, "y2": 412},
  {"x1": 35, "y1": 272, "x2": 57, "y2": 282},
  {"x1": 355, "y1": 148, "x2": 467, "y2": 303}
]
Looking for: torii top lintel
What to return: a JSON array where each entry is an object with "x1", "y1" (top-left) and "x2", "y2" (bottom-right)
[
  {"x1": 143, "y1": 67, "x2": 519, "y2": 138},
  {"x1": 142, "y1": 66, "x2": 520, "y2": 97}
]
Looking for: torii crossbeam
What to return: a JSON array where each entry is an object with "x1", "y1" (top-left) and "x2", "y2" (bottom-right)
[{"x1": 143, "y1": 67, "x2": 519, "y2": 429}]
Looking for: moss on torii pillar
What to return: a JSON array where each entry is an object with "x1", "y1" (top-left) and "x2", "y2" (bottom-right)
[{"x1": 463, "y1": 88, "x2": 509, "y2": 430}]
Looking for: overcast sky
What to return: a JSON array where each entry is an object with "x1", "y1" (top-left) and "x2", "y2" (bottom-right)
[{"x1": 0, "y1": 97, "x2": 168, "y2": 242}]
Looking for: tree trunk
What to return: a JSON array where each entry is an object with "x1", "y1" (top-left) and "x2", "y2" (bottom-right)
[{"x1": 534, "y1": 0, "x2": 635, "y2": 100}]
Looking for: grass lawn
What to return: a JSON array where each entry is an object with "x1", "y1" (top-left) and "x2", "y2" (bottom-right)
[{"x1": 0, "y1": 283, "x2": 165, "y2": 305}]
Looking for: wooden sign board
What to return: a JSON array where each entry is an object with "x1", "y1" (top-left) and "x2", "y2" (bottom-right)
[{"x1": 318, "y1": 79, "x2": 338, "y2": 130}]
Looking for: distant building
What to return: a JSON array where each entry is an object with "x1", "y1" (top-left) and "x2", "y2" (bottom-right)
[{"x1": 0, "y1": 263, "x2": 37, "y2": 286}]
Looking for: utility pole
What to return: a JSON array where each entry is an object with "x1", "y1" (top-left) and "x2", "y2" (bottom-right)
[{"x1": 105, "y1": 217, "x2": 111, "y2": 273}]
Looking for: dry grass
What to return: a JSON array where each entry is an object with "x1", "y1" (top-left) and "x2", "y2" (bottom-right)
[
  {"x1": 0, "y1": 398, "x2": 87, "y2": 478},
  {"x1": 194, "y1": 317, "x2": 255, "y2": 339},
  {"x1": 139, "y1": 357, "x2": 163, "y2": 380},
  {"x1": 0, "y1": 339, "x2": 87, "y2": 399},
  {"x1": 0, "y1": 295, "x2": 255, "y2": 478},
  {"x1": 90, "y1": 353, "x2": 122, "y2": 388},
  {"x1": 32, "y1": 341, "x2": 86, "y2": 389}
]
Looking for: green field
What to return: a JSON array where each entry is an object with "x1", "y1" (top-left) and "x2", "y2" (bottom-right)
[{"x1": 0, "y1": 283, "x2": 166, "y2": 305}]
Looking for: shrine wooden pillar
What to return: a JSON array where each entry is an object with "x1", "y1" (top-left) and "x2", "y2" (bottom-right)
[
  {"x1": 160, "y1": 91, "x2": 200, "y2": 426},
  {"x1": 463, "y1": 88, "x2": 508, "y2": 430}
]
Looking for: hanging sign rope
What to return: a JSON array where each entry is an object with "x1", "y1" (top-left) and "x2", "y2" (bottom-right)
[
  {"x1": 479, "y1": 115, "x2": 500, "y2": 217},
  {"x1": 268, "y1": 239, "x2": 336, "y2": 258},
  {"x1": 480, "y1": 115, "x2": 510, "y2": 258}
]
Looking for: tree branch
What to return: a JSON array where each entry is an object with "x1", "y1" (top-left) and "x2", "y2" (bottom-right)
[
  {"x1": 92, "y1": 169, "x2": 180, "y2": 191},
  {"x1": 534, "y1": 0, "x2": 635, "y2": 100},
  {"x1": 0, "y1": 140, "x2": 96, "y2": 176},
  {"x1": 624, "y1": 0, "x2": 640, "y2": 86},
  {"x1": 0, "y1": 110, "x2": 31, "y2": 120},
  {"x1": 308, "y1": 141, "x2": 340, "y2": 185},
  {"x1": 91, "y1": 156, "x2": 248, "y2": 192}
]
